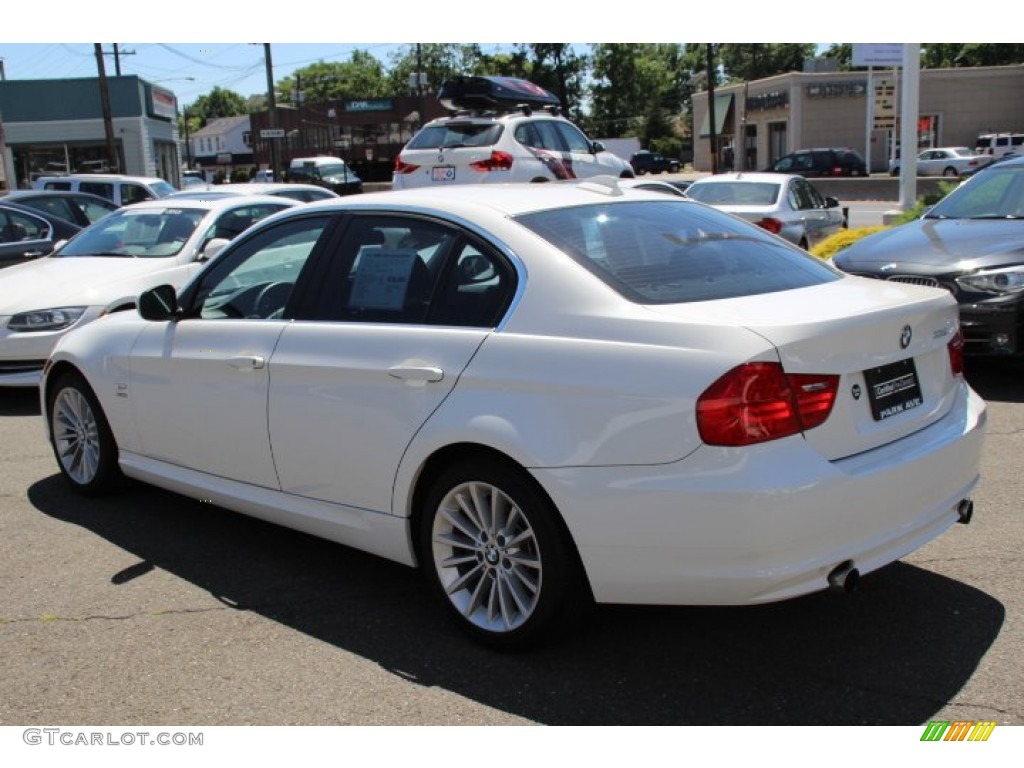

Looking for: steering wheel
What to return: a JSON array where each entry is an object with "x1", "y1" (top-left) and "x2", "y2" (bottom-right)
[{"x1": 253, "y1": 281, "x2": 294, "y2": 319}]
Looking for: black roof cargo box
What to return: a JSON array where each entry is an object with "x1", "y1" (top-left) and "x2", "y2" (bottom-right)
[{"x1": 438, "y1": 76, "x2": 561, "y2": 113}]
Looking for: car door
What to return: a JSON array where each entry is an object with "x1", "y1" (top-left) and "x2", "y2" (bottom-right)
[
  {"x1": 127, "y1": 214, "x2": 334, "y2": 487},
  {"x1": 788, "y1": 178, "x2": 829, "y2": 247},
  {"x1": 266, "y1": 213, "x2": 517, "y2": 515},
  {"x1": 0, "y1": 206, "x2": 58, "y2": 267},
  {"x1": 554, "y1": 120, "x2": 606, "y2": 178}
]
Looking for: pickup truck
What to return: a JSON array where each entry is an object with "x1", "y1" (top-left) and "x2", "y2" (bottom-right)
[{"x1": 629, "y1": 151, "x2": 681, "y2": 175}]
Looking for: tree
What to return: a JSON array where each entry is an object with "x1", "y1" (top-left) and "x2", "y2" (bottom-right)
[
  {"x1": 717, "y1": 44, "x2": 816, "y2": 82},
  {"x1": 589, "y1": 44, "x2": 688, "y2": 140},
  {"x1": 276, "y1": 50, "x2": 390, "y2": 104},
  {"x1": 185, "y1": 86, "x2": 247, "y2": 127},
  {"x1": 922, "y1": 44, "x2": 1024, "y2": 68},
  {"x1": 386, "y1": 44, "x2": 485, "y2": 96}
]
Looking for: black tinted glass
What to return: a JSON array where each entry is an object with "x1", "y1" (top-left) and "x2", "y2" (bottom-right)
[
  {"x1": 407, "y1": 123, "x2": 503, "y2": 149},
  {"x1": 516, "y1": 201, "x2": 838, "y2": 304}
]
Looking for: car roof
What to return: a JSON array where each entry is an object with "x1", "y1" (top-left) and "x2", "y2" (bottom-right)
[
  {"x1": 690, "y1": 172, "x2": 792, "y2": 184},
  {"x1": 115, "y1": 195, "x2": 300, "y2": 212},
  {"x1": 34, "y1": 173, "x2": 168, "y2": 184},
  {"x1": 2, "y1": 189, "x2": 117, "y2": 203},
  {"x1": 167, "y1": 183, "x2": 337, "y2": 198},
  {"x1": 295, "y1": 176, "x2": 701, "y2": 218}
]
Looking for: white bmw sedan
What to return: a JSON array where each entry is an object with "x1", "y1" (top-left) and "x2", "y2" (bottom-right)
[
  {"x1": 40, "y1": 177, "x2": 986, "y2": 648},
  {"x1": 0, "y1": 196, "x2": 298, "y2": 386}
]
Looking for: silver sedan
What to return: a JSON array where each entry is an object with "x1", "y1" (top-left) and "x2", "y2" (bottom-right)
[{"x1": 685, "y1": 172, "x2": 845, "y2": 250}]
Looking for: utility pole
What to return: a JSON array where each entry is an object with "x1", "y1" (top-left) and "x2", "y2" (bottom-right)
[
  {"x1": 707, "y1": 44, "x2": 718, "y2": 174},
  {"x1": 94, "y1": 44, "x2": 119, "y2": 172},
  {"x1": 102, "y1": 45, "x2": 136, "y2": 76},
  {"x1": 264, "y1": 43, "x2": 281, "y2": 182}
]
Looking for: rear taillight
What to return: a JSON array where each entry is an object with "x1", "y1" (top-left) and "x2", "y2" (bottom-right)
[
  {"x1": 832, "y1": 166, "x2": 844, "y2": 176},
  {"x1": 696, "y1": 362, "x2": 839, "y2": 447},
  {"x1": 470, "y1": 151, "x2": 514, "y2": 172},
  {"x1": 394, "y1": 158, "x2": 420, "y2": 174},
  {"x1": 948, "y1": 328, "x2": 965, "y2": 376},
  {"x1": 755, "y1": 217, "x2": 783, "y2": 235}
]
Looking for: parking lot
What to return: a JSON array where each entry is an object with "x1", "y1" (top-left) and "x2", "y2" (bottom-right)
[{"x1": 0, "y1": 353, "x2": 1021, "y2": 726}]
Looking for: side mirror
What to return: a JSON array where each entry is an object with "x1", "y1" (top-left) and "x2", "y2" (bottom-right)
[
  {"x1": 591, "y1": 141, "x2": 606, "y2": 154},
  {"x1": 51, "y1": 239, "x2": 68, "y2": 253},
  {"x1": 199, "y1": 237, "x2": 231, "y2": 261},
  {"x1": 825, "y1": 196, "x2": 841, "y2": 208},
  {"x1": 138, "y1": 284, "x2": 181, "y2": 321}
]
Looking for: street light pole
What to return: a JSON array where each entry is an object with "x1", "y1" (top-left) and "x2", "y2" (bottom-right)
[{"x1": 264, "y1": 43, "x2": 281, "y2": 182}]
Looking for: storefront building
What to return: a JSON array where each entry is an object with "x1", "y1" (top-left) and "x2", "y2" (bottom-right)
[
  {"x1": 249, "y1": 95, "x2": 448, "y2": 182},
  {"x1": 0, "y1": 75, "x2": 181, "y2": 189},
  {"x1": 692, "y1": 64, "x2": 1024, "y2": 173}
]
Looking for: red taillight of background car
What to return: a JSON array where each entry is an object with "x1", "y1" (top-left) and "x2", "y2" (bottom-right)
[
  {"x1": 948, "y1": 328, "x2": 965, "y2": 376},
  {"x1": 832, "y1": 166, "x2": 844, "y2": 176},
  {"x1": 394, "y1": 158, "x2": 420, "y2": 174},
  {"x1": 470, "y1": 151, "x2": 514, "y2": 172},
  {"x1": 755, "y1": 217, "x2": 783, "y2": 235},
  {"x1": 696, "y1": 362, "x2": 839, "y2": 446}
]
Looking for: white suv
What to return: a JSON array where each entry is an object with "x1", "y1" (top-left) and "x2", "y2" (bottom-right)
[{"x1": 392, "y1": 110, "x2": 633, "y2": 189}]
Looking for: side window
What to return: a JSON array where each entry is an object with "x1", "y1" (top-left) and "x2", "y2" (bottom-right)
[
  {"x1": 79, "y1": 182, "x2": 114, "y2": 200},
  {"x1": 204, "y1": 204, "x2": 290, "y2": 245},
  {"x1": 802, "y1": 181, "x2": 826, "y2": 209},
  {"x1": 44, "y1": 181, "x2": 73, "y2": 191},
  {"x1": 75, "y1": 197, "x2": 117, "y2": 223},
  {"x1": 311, "y1": 216, "x2": 458, "y2": 325},
  {"x1": 120, "y1": 184, "x2": 154, "y2": 205},
  {"x1": 531, "y1": 121, "x2": 564, "y2": 151},
  {"x1": 789, "y1": 180, "x2": 815, "y2": 211},
  {"x1": 555, "y1": 121, "x2": 593, "y2": 153},
  {"x1": 23, "y1": 197, "x2": 74, "y2": 222},
  {"x1": 191, "y1": 216, "x2": 330, "y2": 320},
  {"x1": 0, "y1": 209, "x2": 51, "y2": 243},
  {"x1": 774, "y1": 156, "x2": 793, "y2": 171},
  {"x1": 431, "y1": 241, "x2": 516, "y2": 328},
  {"x1": 514, "y1": 123, "x2": 540, "y2": 148},
  {"x1": 792, "y1": 154, "x2": 814, "y2": 171}
]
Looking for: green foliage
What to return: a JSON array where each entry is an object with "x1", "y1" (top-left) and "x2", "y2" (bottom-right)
[
  {"x1": 717, "y1": 44, "x2": 816, "y2": 83},
  {"x1": 922, "y1": 44, "x2": 1024, "y2": 68},
  {"x1": 589, "y1": 44, "x2": 687, "y2": 138},
  {"x1": 187, "y1": 86, "x2": 247, "y2": 126},
  {"x1": 277, "y1": 51, "x2": 390, "y2": 103},
  {"x1": 810, "y1": 226, "x2": 888, "y2": 260}
]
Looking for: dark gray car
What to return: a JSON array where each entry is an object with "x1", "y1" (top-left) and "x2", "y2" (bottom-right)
[{"x1": 833, "y1": 156, "x2": 1024, "y2": 356}]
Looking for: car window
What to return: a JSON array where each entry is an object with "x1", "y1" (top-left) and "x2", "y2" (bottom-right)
[
  {"x1": 772, "y1": 156, "x2": 794, "y2": 172},
  {"x1": 121, "y1": 183, "x2": 154, "y2": 205},
  {"x1": 928, "y1": 165, "x2": 1024, "y2": 219},
  {"x1": 57, "y1": 207, "x2": 207, "y2": 259},
  {"x1": 686, "y1": 182, "x2": 780, "y2": 205},
  {"x1": 430, "y1": 241, "x2": 516, "y2": 327},
  {"x1": 790, "y1": 179, "x2": 819, "y2": 210},
  {"x1": 0, "y1": 208, "x2": 51, "y2": 243},
  {"x1": 43, "y1": 181, "x2": 73, "y2": 191},
  {"x1": 407, "y1": 123, "x2": 502, "y2": 149},
  {"x1": 74, "y1": 196, "x2": 118, "y2": 222},
  {"x1": 203, "y1": 204, "x2": 291, "y2": 246},
  {"x1": 191, "y1": 216, "x2": 331, "y2": 320},
  {"x1": 79, "y1": 182, "x2": 115, "y2": 200},
  {"x1": 523, "y1": 121, "x2": 563, "y2": 151},
  {"x1": 516, "y1": 201, "x2": 838, "y2": 304},
  {"x1": 555, "y1": 121, "x2": 592, "y2": 153},
  {"x1": 793, "y1": 154, "x2": 814, "y2": 171},
  {"x1": 19, "y1": 196, "x2": 75, "y2": 223}
]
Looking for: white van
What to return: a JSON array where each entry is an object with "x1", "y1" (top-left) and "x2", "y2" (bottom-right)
[
  {"x1": 33, "y1": 174, "x2": 177, "y2": 206},
  {"x1": 975, "y1": 133, "x2": 1024, "y2": 160}
]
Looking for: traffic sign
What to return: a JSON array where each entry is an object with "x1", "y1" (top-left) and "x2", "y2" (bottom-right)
[{"x1": 260, "y1": 128, "x2": 285, "y2": 139}]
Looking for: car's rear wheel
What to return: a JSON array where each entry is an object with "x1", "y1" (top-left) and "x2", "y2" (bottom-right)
[
  {"x1": 943, "y1": 167, "x2": 959, "y2": 177},
  {"x1": 420, "y1": 460, "x2": 587, "y2": 649},
  {"x1": 48, "y1": 370, "x2": 122, "y2": 495}
]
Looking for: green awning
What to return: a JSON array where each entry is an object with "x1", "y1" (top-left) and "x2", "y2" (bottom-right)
[{"x1": 698, "y1": 93, "x2": 734, "y2": 138}]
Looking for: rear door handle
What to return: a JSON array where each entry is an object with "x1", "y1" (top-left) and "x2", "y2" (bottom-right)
[
  {"x1": 226, "y1": 355, "x2": 265, "y2": 370},
  {"x1": 22, "y1": 250, "x2": 45, "y2": 258},
  {"x1": 388, "y1": 365, "x2": 444, "y2": 384}
]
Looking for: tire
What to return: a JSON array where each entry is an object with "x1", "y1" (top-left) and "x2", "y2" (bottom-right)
[
  {"x1": 943, "y1": 167, "x2": 959, "y2": 177},
  {"x1": 890, "y1": 167, "x2": 899, "y2": 177},
  {"x1": 47, "y1": 370, "x2": 123, "y2": 496},
  {"x1": 419, "y1": 459, "x2": 588, "y2": 649}
]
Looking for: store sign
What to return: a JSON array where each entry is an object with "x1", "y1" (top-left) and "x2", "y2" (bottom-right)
[
  {"x1": 874, "y1": 76, "x2": 897, "y2": 131},
  {"x1": 746, "y1": 91, "x2": 788, "y2": 111},
  {"x1": 150, "y1": 87, "x2": 177, "y2": 120},
  {"x1": 345, "y1": 99, "x2": 393, "y2": 113},
  {"x1": 216, "y1": 153, "x2": 232, "y2": 164},
  {"x1": 852, "y1": 44, "x2": 904, "y2": 67},
  {"x1": 807, "y1": 81, "x2": 867, "y2": 98}
]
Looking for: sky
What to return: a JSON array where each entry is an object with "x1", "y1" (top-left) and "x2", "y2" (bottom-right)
[{"x1": 0, "y1": 2, "x2": 1017, "y2": 109}]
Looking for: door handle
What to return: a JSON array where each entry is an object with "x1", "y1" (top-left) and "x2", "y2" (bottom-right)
[
  {"x1": 22, "y1": 250, "x2": 45, "y2": 258},
  {"x1": 388, "y1": 365, "x2": 444, "y2": 384},
  {"x1": 226, "y1": 355, "x2": 265, "y2": 370}
]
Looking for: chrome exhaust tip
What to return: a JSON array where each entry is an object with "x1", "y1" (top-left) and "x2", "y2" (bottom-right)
[
  {"x1": 827, "y1": 560, "x2": 860, "y2": 593},
  {"x1": 957, "y1": 499, "x2": 974, "y2": 525}
]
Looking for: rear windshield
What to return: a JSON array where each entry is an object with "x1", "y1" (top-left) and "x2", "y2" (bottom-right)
[
  {"x1": 685, "y1": 181, "x2": 781, "y2": 205},
  {"x1": 516, "y1": 201, "x2": 838, "y2": 304},
  {"x1": 407, "y1": 123, "x2": 503, "y2": 149}
]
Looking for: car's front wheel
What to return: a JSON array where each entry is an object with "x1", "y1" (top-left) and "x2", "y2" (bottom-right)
[
  {"x1": 943, "y1": 167, "x2": 959, "y2": 177},
  {"x1": 420, "y1": 460, "x2": 588, "y2": 649},
  {"x1": 47, "y1": 370, "x2": 122, "y2": 495}
]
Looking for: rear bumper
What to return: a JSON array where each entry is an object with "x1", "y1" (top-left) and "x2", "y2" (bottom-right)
[{"x1": 533, "y1": 382, "x2": 986, "y2": 605}]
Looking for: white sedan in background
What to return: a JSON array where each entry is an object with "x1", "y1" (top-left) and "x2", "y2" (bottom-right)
[
  {"x1": 0, "y1": 195, "x2": 297, "y2": 386},
  {"x1": 42, "y1": 177, "x2": 985, "y2": 649},
  {"x1": 890, "y1": 147, "x2": 994, "y2": 177},
  {"x1": 685, "y1": 172, "x2": 845, "y2": 249}
]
